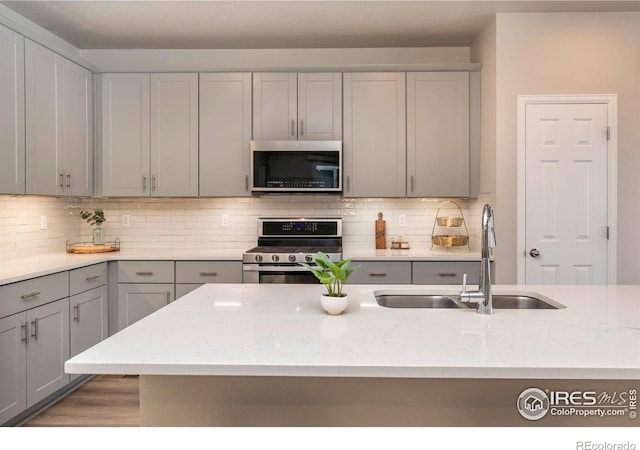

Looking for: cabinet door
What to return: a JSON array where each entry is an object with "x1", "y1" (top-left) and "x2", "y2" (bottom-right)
[
  {"x1": 25, "y1": 39, "x2": 64, "y2": 196},
  {"x1": 62, "y1": 59, "x2": 93, "y2": 197},
  {"x1": 150, "y1": 73, "x2": 198, "y2": 197},
  {"x1": 70, "y1": 286, "x2": 107, "y2": 381},
  {"x1": 0, "y1": 313, "x2": 27, "y2": 424},
  {"x1": 200, "y1": 73, "x2": 252, "y2": 196},
  {"x1": 101, "y1": 73, "x2": 150, "y2": 196},
  {"x1": 407, "y1": 72, "x2": 469, "y2": 197},
  {"x1": 117, "y1": 283, "x2": 174, "y2": 330},
  {"x1": 252, "y1": 73, "x2": 297, "y2": 140},
  {"x1": 26, "y1": 298, "x2": 70, "y2": 408},
  {"x1": 0, "y1": 25, "x2": 25, "y2": 195},
  {"x1": 297, "y1": 73, "x2": 342, "y2": 141},
  {"x1": 343, "y1": 73, "x2": 406, "y2": 197}
]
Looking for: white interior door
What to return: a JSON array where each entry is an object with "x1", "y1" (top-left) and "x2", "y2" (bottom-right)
[{"x1": 525, "y1": 103, "x2": 608, "y2": 284}]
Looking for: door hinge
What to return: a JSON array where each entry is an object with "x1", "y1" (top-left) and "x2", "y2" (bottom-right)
[
  {"x1": 606, "y1": 226, "x2": 610, "y2": 240},
  {"x1": 606, "y1": 126, "x2": 611, "y2": 140}
]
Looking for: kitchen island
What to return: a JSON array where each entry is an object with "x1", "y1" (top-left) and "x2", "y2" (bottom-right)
[{"x1": 65, "y1": 283, "x2": 640, "y2": 426}]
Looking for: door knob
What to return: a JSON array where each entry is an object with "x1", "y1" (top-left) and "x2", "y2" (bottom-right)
[{"x1": 529, "y1": 249, "x2": 541, "y2": 257}]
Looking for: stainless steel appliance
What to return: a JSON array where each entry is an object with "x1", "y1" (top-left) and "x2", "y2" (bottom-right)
[
  {"x1": 243, "y1": 218, "x2": 343, "y2": 284},
  {"x1": 251, "y1": 141, "x2": 342, "y2": 193}
]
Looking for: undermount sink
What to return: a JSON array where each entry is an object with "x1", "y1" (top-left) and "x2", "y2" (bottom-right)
[{"x1": 374, "y1": 290, "x2": 565, "y2": 310}]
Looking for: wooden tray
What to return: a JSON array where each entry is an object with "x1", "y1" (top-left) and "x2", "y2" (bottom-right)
[{"x1": 66, "y1": 239, "x2": 120, "y2": 254}]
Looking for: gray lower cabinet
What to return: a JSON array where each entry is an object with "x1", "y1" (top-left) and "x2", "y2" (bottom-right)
[
  {"x1": 117, "y1": 283, "x2": 175, "y2": 329},
  {"x1": 0, "y1": 313, "x2": 27, "y2": 424},
  {"x1": 349, "y1": 261, "x2": 412, "y2": 284},
  {"x1": 175, "y1": 261, "x2": 243, "y2": 299},
  {"x1": 412, "y1": 261, "x2": 493, "y2": 285},
  {"x1": 69, "y1": 286, "x2": 108, "y2": 381}
]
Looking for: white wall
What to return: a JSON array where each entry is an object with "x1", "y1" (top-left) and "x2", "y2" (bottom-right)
[{"x1": 495, "y1": 12, "x2": 640, "y2": 284}]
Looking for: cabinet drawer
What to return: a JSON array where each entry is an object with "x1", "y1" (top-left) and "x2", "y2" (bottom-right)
[
  {"x1": 0, "y1": 271, "x2": 69, "y2": 319},
  {"x1": 348, "y1": 261, "x2": 412, "y2": 284},
  {"x1": 117, "y1": 261, "x2": 174, "y2": 283},
  {"x1": 70, "y1": 263, "x2": 108, "y2": 295},
  {"x1": 412, "y1": 261, "x2": 481, "y2": 285},
  {"x1": 176, "y1": 261, "x2": 242, "y2": 284}
]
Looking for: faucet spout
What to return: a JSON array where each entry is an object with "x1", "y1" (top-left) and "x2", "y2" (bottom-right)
[{"x1": 459, "y1": 204, "x2": 495, "y2": 315}]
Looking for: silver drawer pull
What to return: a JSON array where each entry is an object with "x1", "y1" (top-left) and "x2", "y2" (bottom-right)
[
  {"x1": 59, "y1": 173, "x2": 64, "y2": 189},
  {"x1": 368, "y1": 272, "x2": 387, "y2": 277},
  {"x1": 73, "y1": 304, "x2": 80, "y2": 321},
  {"x1": 20, "y1": 291, "x2": 41, "y2": 300},
  {"x1": 21, "y1": 323, "x2": 28, "y2": 344},
  {"x1": 135, "y1": 272, "x2": 154, "y2": 276},
  {"x1": 438, "y1": 273, "x2": 458, "y2": 277},
  {"x1": 166, "y1": 291, "x2": 171, "y2": 305},
  {"x1": 86, "y1": 275, "x2": 101, "y2": 281},
  {"x1": 30, "y1": 318, "x2": 38, "y2": 340},
  {"x1": 199, "y1": 272, "x2": 217, "y2": 277}
]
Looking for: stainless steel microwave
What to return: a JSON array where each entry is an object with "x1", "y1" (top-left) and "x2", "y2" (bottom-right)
[{"x1": 251, "y1": 141, "x2": 342, "y2": 193}]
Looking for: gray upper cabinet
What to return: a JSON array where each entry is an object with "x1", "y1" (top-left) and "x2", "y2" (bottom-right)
[
  {"x1": 101, "y1": 73, "x2": 150, "y2": 196},
  {"x1": 343, "y1": 72, "x2": 406, "y2": 197},
  {"x1": 25, "y1": 40, "x2": 92, "y2": 197},
  {"x1": 25, "y1": 39, "x2": 63, "y2": 196},
  {"x1": 150, "y1": 73, "x2": 199, "y2": 197},
  {"x1": 102, "y1": 73, "x2": 198, "y2": 197},
  {"x1": 199, "y1": 72, "x2": 252, "y2": 196},
  {"x1": 407, "y1": 72, "x2": 470, "y2": 198},
  {"x1": 253, "y1": 72, "x2": 341, "y2": 141},
  {"x1": 0, "y1": 25, "x2": 25, "y2": 195}
]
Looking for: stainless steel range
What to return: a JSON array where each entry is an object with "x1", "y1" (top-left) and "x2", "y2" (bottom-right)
[{"x1": 242, "y1": 218, "x2": 342, "y2": 284}]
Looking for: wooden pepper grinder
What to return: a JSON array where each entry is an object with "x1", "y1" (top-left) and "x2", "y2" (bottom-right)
[{"x1": 375, "y1": 212, "x2": 386, "y2": 249}]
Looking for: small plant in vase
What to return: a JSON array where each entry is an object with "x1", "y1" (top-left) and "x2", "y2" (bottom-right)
[
  {"x1": 300, "y1": 251, "x2": 358, "y2": 315},
  {"x1": 80, "y1": 209, "x2": 106, "y2": 245}
]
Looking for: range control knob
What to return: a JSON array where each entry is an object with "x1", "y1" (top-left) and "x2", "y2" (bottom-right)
[
  {"x1": 255, "y1": 255, "x2": 263, "y2": 262},
  {"x1": 305, "y1": 255, "x2": 313, "y2": 262},
  {"x1": 272, "y1": 255, "x2": 280, "y2": 262},
  {"x1": 288, "y1": 255, "x2": 297, "y2": 262}
]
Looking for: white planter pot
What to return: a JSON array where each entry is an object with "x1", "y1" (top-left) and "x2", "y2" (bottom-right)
[{"x1": 320, "y1": 293, "x2": 349, "y2": 315}]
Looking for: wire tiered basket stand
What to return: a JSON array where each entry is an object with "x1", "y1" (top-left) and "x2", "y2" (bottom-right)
[{"x1": 430, "y1": 201, "x2": 471, "y2": 250}]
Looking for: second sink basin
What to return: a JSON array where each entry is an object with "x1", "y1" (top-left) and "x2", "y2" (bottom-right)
[{"x1": 374, "y1": 290, "x2": 565, "y2": 310}]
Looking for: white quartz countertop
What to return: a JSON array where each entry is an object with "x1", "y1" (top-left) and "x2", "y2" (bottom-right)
[{"x1": 65, "y1": 283, "x2": 640, "y2": 379}]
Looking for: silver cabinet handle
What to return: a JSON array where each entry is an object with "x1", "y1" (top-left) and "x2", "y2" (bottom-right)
[
  {"x1": 142, "y1": 175, "x2": 147, "y2": 192},
  {"x1": 300, "y1": 119, "x2": 304, "y2": 136},
  {"x1": 438, "y1": 272, "x2": 457, "y2": 277},
  {"x1": 291, "y1": 119, "x2": 295, "y2": 136},
  {"x1": 66, "y1": 172, "x2": 71, "y2": 189},
  {"x1": 368, "y1": 272, "x2": 387, "y2": 277},
  {"x1": 30, "y1": 318, "x2": 38, "y2": 340},
  {"x1": 86, "y1": 275, "x2": 101, "y2": 281},
  {"x1": 199, "y1": 272, "x2": 217, "y2": 277},
  {"x1": 21, "y1": 323, "x2": 28, "y2": 344},
  {"x1": 530, "y1": 249, "x2": 541, "y2": 257},
  {"x1": 73, "y1": 304, "x2": 80, "y2": 321},
  {"x1": 411, "y1": 175, "x2": 415, "y2": 193},
  {"x1": 20, "y1": 292, "x2": 40, "y2": 300},
  {"x1": 135, "y1": 271, "x2": 154, "y2": 276},
  {"x1": 152, "y1": 175, "x2": 157, "y2": 192},
  {"x1": 59, "y1": 173, "x2": 64, "y2": 189},
  {"x1": 245, "y1": 175, "x2": 249, "y2": 192},
  {"x1": 166, "y1": 291, "x2": 171, "y2": 305}
]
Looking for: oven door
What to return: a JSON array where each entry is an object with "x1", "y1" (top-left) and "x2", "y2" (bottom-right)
[{"x1": 242, "y1": 264, "x2": 320, "y2": 284}]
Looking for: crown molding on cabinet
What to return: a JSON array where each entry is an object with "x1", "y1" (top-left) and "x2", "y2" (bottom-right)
[{"x1": 0, "y1": 4, "x2": 94, "y2": 72}]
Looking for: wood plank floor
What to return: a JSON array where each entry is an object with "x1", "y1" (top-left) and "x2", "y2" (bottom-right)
[{"x1": 24, "y1": 375, "x2": 140, "y2": 427}]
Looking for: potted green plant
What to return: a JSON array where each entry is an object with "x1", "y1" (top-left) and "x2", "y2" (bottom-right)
[
  {"x1": 80, "y1": 209, "x2": 106, "y2": 245},
  {"x1": 300, "y1": 251, "x2": 358, "y2": 315}
]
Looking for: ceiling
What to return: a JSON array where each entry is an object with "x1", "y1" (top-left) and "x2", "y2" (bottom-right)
[{"x1": 3, "y1": 0, "x2": 640, "y2": 49}]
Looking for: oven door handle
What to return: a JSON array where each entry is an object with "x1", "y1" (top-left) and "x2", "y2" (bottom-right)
[{"x1": 243, "y1": 265, "x2": 315, "y2": 272}]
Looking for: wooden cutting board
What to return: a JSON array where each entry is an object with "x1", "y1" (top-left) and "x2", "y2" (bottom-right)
[{"x1": 69, "y1": 244, "x2": 117, "y2": 254}]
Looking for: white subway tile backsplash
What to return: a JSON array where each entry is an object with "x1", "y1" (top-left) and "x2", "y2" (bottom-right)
[{"x1": 0, "y1": 194, "x2": 490, "y2": 262}]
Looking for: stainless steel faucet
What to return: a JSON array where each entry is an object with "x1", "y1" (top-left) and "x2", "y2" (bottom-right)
[{"x1": 459, "y1": 204, "x2": 496, "y2": 315}]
